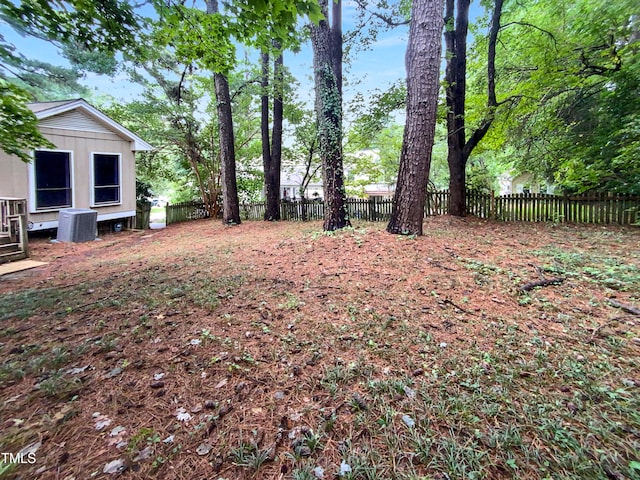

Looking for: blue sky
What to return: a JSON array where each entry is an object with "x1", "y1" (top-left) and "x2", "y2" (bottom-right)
[{"x1": 2, "y1": 1, "x2": 482, "y2": 119}]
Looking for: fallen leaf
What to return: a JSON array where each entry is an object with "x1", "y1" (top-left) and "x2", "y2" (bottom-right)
[
  {"x1": 133, "y1": 446, "x2": 153, "y2": 462},
  {"x1": 175, "y1": 407, "x2": 192, "y2": 422},
  {"x1": 403, "y1": 385, "x2": 416, "y2": 399},
  {"x1": 215, "y1": 378, "x2": 228, "y2": 389},
  {"x1": 105, "y1": 367, "x2": 123, "y2": 379},
  {"x1": 103, "y1": 458, "x2": 127, "y2": 474},
  {"x1": 339, "y1": 461, "x2": 352, "y2": 476},
  {"x1": 67, "y1": 365, "x2": 91, "y2": 375},
  {"x1": 18, "y1": 442, "x2": 41, "y2": 457},
  {"x1": 94, "y1": 414, "x2": 112, "y2": 431},
  {"x1": 196, "y1": 443, "x2": 212, "y2": 456},
  {"x1": 401, "y1": 414, "x2": 415, "y2": 428},
  {"x1": 109, "y1": 426, "x2": 126, "y2": 437}
]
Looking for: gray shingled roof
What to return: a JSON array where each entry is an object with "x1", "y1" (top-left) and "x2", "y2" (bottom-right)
[{"x1": 28, "y1": 99, "x2": 79, "y2": 113}]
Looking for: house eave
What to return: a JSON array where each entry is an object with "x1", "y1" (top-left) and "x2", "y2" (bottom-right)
[{"x1": 31, "y1": 99, "x2": 154, "y2": 152}]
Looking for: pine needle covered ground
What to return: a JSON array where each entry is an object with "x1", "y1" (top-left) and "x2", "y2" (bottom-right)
[{"x1": 1, "y1": 218, "x2": 638, "y2": 479}]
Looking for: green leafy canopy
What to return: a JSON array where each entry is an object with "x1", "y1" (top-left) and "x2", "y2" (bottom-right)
[{"x1": 0, "y1": 80, "x2": 54, "y2": 162}]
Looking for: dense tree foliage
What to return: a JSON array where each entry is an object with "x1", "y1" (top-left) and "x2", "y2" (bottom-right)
[
  {"x1": 348, "y1": 0, "x2": 639, "y2": 207},
  {"x1": 0, "y1": 80, "x2": 54, "y2": 162},
  {"x1": 0, "y1": 0, "x2": 138, "y2": 161},
  {"x1": 489, "y1": 0, "x2": 640, "y2": 194},
  {"x1": 3, "y1": 0, "x2": 637, "y2": 215}
]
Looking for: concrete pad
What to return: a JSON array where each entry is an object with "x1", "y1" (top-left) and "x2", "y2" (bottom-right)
[{"x1": 0, "y1": 260, "x2": 48, "y2": 276}]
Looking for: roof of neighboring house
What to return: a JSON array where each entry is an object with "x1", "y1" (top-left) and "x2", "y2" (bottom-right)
[{"x1": 28, "y1": 98, "x2": 153, "y2": 152}]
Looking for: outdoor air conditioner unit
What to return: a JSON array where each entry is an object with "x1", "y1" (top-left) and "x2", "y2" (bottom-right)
[{"x1": 57, "y1": 208, "x2": 98, "y2": 242}]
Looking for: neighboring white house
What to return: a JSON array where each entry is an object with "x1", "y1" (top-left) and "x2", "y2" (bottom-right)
[
  {"x1": 0, "y1": 99, "x2": 153, "y2": 231},
  {"x1": 280, "y1": 166, "x2": 323, "y2": 200},
  {"x1": 280, "y1": 165, "x2": 395, "y2": 201},
  {"x1": 499, "y1": 172, "x2": 556, "y2": 196},
  {"x1": 362, "y1": 183, "x2": 395, "y2": 199}
]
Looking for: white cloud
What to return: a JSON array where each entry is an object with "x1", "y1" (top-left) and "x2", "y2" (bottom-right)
[{"x1": 372, "y1": 34, "x2": 408, "y2": 49}]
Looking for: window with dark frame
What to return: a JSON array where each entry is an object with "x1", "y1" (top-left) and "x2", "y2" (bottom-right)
[
  {"x1": 93, "y1": 153, "x2": 121, "y2": 205},
  {"x1": 34, "y1": 150, "x2": 72, "y2": 210}
]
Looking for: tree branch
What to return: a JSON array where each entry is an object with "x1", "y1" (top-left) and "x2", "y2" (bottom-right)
[
  {"x1": 520, "y1": 277, "x2": 565, "y2": 292},
  {"x1": 230, "y1": 77, "x2": 261, "y2": 102},
  {"x1": 501, "y1": 21, "x2": 558, "y2": 49},
  {"x1": 607, "y1": 299, "x2": 640, "y2": 316},
  {"x1": 351, "y1": 0, "x2": 410, "y2": 27}
]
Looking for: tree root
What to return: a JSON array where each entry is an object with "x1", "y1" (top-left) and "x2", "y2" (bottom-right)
[
  {"x1": 519, "y1": 277, "x2": 565, "y2": 292},
  {"x1": 607, "y1": 299, "x2": 640, "y2": 316}
]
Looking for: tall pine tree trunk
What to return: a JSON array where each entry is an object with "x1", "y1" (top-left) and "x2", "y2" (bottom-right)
[
  {"x1": 445, "y1": 0, "x2": 503, "y2": 216},
  {"x1": 207, "y1": 0, "x2": 241, "y2": 225},
  {"x1": 272, "y1": 50, "x2": 283, "y2": 199},
  {"x1": 310, "y1": 0, "x2": 350, "y2": 231},
  {"x1": 387, "y1": 0, "x2": 444, "y2": 236},
  {"x1": 445, "y1": 0, "x2": 470, "y2": 217},
  {"x1": 214, "y1": 72, "x2": 241, "y2": 224},
  {"x1": 261, "y1": 51, "x2": 277, "y2": 220},
  {"x1": 262, "y1": 47, "x2": 284, "y2": 221}
]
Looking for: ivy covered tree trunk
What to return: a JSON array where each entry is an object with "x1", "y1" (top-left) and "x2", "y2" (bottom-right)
[
  {"x1": 387, "y1": 0, "x2": 444, "y2": 236},
  {"x1": 310, "y1": 0, "x2": 350, "y2": 231},
  {"x1": 262, "y1": 48, "x2": 284, "y2": 221},
  {"x1": 207, "y1": 0, "x2": 241, "y2": 225}
]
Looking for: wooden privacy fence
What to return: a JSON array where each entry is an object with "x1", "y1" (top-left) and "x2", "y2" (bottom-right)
[
  {"x1": 495, "y1": 192, "x2": 639, "y2": 224},
  {"x1": 165, "y1": 201, "x2": 211, "y2": 225},
  {"x1": 167, "y1": 192, "x2": 639, "y2": 226}
]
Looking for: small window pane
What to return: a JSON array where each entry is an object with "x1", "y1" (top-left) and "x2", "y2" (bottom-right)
[
  {"x1": 37, "y1": 189, "x2": 72, "y2": 209},
  {"x1": 95, "y1": 186, "x2": 120, "y2": 204},
  {"x1": 93, "y1": 154, "x2": 120, "y2": 204},
  {"x1": 94, "y1": 154, "x2": 120, "y2": 186},
  {"x1": 34, "y1": 151, "x2": 72, "y2": 209}
]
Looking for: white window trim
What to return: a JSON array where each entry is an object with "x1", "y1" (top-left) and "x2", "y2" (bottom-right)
[
  {"x1": 90, "y1": 152, "x2": 122, "y2": 207},
  {"x1": 28, "y1": 149, "x2": 75, "y2": 213}
]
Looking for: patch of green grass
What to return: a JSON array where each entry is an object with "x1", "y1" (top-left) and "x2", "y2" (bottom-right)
[
  {"x1": 309, "y1": 226, "x2": 368, "y2": 244},
  {"x1": 230, "y1": 442, "x2": 271, "y2": 472},
  {"x1": 36, "y1": 371, "x2": 82, "y2": 399},
  {"x1": 278, "y1": 292, "x2": 305, "y2": 310},
  {"x1": 0, "y1": 461, "x2": 18, "y2": 478},
  {"x1": 0, "y1": 361, "x2": 26, "y2": 386},
  {"x1": 0, "y1": 287, "x2": 75, "y2": 321},
  {"x1": 295, "y1": 328, "x2": 640, "y2": 480},
  {"x1": 534, "y1": 247, "x2": 640, "y2": 291},
  {"x1": 0, "y1": 343, "x2": 85, "y2": 390}
]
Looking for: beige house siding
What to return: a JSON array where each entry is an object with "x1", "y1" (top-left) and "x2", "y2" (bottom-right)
[
  {"x1": 0, "y1": 100, "x2": 151, "y2": 231},
  {"x1": 0, "y1": 152, "x2": 28, "y2": 199},
  {"x1": 39, "y1": 110, "x2": 114, "y2": 134}
]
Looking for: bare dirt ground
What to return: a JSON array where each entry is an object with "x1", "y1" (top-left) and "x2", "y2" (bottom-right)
[{"x1": 0, "y1": 217, "x2": 638, "y2": 479}]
